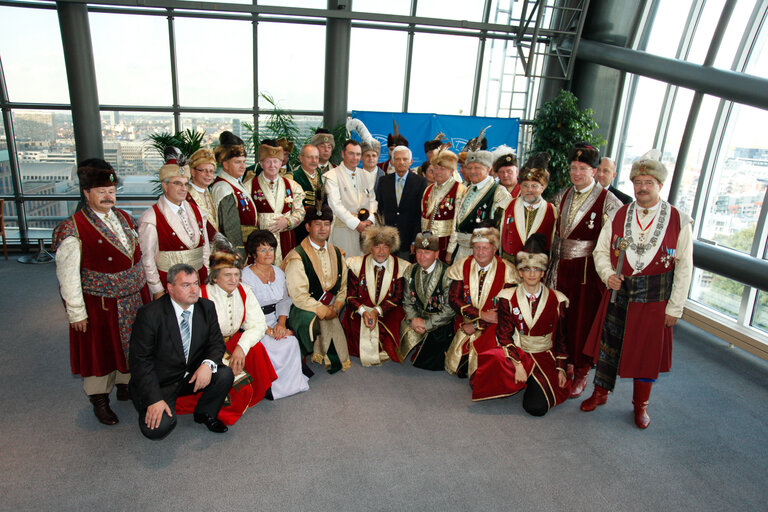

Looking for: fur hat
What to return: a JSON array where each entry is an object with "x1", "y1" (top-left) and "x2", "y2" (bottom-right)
[
  {"x1": 471, "y1": 227, "x2": 500, "y2": 249},
  {"x1": 431, "y1": 147, "x2": 458, "y2": 171},
  {"x1": 77, "y1": 159, "x2": 119, "y2": 190},
  {"x1": 493, "y1": 153, "x2": 518, "y2": 173},
  {"x1": 515, "y1": 233, "x2": 548, "y2": 271},
  {"x1": 214, "y1": 131, "x2": 246, "y2": 163},
  {"x1": 361, "y1": 225, "x2": 401, "y2": 254},
  {"x1": 567, "y1": 142, "x2": 600, "y2": 168},
  {"x1": 465, "y1": 150, "x2": 494, "y2": 169},
  {"x1": 258, "y1": 142, "x2": 284, "y2": 162},
  {"x1": 209, "y1": 250, "x2": 242, "y2": 272},
  {"x1": 413, "y1": 231, "x2": 439, "y2": 252},
  {"x1": 158, "y1": 146, "x2": 190, "y2": 182},
  {"x1": 276, "y1": 137, "x2": 294, "y2": 155},
  {"x1": 424, "y1": 132, "x2": 447, "y2": 153},
  {"x1": 311, "y1": 128, "x2": 335, "y2": 148},
  {"x1": 360, "y1": 139, "x2": 381, "y2": 155},
  {"x1": 519, "y1": 153, "x2": 551, "y2": 186},
  {"x1": 305, "y1": 205, "x2": 334, "y2": 224},
  {"x1": 629, "y1": 149, "x2": 667, "y2": 184},
  {"x1": 189, "y1": 148, "x2": 216, "y2": 169}
]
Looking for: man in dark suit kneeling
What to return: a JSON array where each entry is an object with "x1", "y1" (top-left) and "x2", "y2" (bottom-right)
[{"x1": 129, "y1": 263, "x2": 234, "y2": 439}]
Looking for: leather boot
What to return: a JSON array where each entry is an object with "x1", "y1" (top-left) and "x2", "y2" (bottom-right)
[
  {"x1": 580, "y1": 385, "x2": 609, "y2": 411},
  {"x1": 632, "y1": 379, "x2": 652, "y2": 429},
  {"x1": 115, "y1": 383, "x2": 131, "y2": 401},
  {"x1": 89, "y1": 394, "x2": 119, "y2": 425},
  {"x1": 569, "y1": 365, "x2": 591, "y2": 398}
]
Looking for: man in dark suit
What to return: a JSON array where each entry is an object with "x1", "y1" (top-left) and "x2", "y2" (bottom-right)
[
  {"x1": 129, "y1": 263, "x2": 234, "y2": 439},
  {"x1": 376, "y1": 145, "x2": 428, "y2": 261},
  {"x1": 597, "y1": 157, "x2": 632, "y2": 205}
]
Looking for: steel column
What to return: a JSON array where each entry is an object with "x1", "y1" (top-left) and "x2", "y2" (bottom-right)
[
  {"x1": 323, "y1": 0, "x2": 351, "y2": 129},
  {"x1": 56, "y1": 1, "x2": 104, "y2": 161}
]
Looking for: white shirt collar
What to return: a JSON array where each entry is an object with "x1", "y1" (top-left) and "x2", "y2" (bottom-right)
[
  {"x1": 170, "y1": 298, "x2": 194, "y2": 319},
  {"x1": 422, "y1": 260, "x2": 438, "y2": 274},
  {"x1": 373, "y1": 259, "x2": 388, "y2": 269},
  {"x1": 190, "y1": 182, "x2": 206, "y2": 193},
  {"x1": 470, "y1": 175, "x2": 493, "y2": 190},
  {"x1": 525, "y1": 284, "x2": 543, "y2": 299},
  {"x1": 161, "y1": 194, "x2": 184, "y2": 212},
  {"x1": 342, "y1": 163, "x2": 358, "y2": 174},
  {"x1": 523, "y1": 198, "x2": 543, "y2": 209},
  {"x1": 309, "y1": 238, "x2": 328, "y2": 251},
  {"x1": 301, "y1": 166, "x2": 317, "y2": 178},
  {"x1": 477, "y1": 262, "x2": 492, "y2": 272},
  {"x1": 574, "y1": 178, "x2": 596, "y2": 195}
]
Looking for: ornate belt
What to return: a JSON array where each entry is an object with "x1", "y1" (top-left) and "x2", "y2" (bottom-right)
[
  {"x1": 518, "y1": 333, "x2": 553, "y2": 353},
  {"x1": 81, "y1": 262, "x2": 146, "y2": 298},
  {"x1": 554, "y1": 237, "x2": 596, "y2": 259},
  {"x1": 157, "y1": 247, "x2": 204, "y2": 273}
]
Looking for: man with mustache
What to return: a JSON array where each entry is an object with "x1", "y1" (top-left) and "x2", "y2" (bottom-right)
[
  {"x1": 53, "y1": 160, "x2": 151, "y2": 425},
  {"x1": 581, "y1": 151, "x2": 693, "y2": 429}
]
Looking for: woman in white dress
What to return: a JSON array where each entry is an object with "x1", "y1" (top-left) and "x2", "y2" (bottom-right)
[{"x1": 242, "y1": 230, "x2": 310, "y2": 399}]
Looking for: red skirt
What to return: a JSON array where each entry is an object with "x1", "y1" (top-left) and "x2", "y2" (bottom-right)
[{"x1": 175, "y1": 334, "x2": 278, "y2": 425}]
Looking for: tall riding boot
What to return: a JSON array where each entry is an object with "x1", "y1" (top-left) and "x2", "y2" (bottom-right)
[
  {"x1": 580, "y1": 384, "x2": 609, "y2": 411},
  {"x1": 570, "y1": 364, "x2": 591, "y2": 398},
  {"x1": 89, "y1": 394, "x2": 119, "y2": 425},
  {"x1": 632, "y1": 379, "x2": 653, "y2": 429}
]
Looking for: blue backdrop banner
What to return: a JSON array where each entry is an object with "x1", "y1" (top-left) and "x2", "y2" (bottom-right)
[{"x1": 350, "y1": 111, "x2": 520, "y2": 167}]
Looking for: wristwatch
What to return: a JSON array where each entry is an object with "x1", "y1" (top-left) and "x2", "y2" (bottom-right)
[{"x1": 202, "y1": 360, "x2": 218, "y2": 373}]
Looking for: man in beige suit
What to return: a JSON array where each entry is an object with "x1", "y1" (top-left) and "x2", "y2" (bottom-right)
[
  {"x1": 324, "y1": 139, "x2": 378, "y2": 257},
  {"x1": 139, "y1": 158, "x2": 211, "y2": 298}
]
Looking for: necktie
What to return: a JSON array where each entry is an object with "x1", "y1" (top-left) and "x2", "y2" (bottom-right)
[
  {"x1": 180, "y1": 310, "x2": 191, "y2": 362},
  {"x1": 478, "y1": 268, "x2": 487, "y2": 290},
  {"x1": 528, "y1": 294, "x2": 539, "y2": 315},
  {"x1": 178, "y1": 207, "x2": 195, "y2": 239},
  {"x1": 396, "y1": 176, "x2": 405, "y2": 204}
]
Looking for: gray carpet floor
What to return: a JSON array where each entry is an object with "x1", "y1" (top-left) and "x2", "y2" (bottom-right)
[{"x1": 1, "y1": 258, "x2": 767, "y2": 512}]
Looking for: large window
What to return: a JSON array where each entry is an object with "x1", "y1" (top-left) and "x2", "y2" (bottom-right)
[
  {"x1": 90, "y1": 13, "x2": 173, "y2": 106},
  {"x1": 0, "y1": 7, "x2": 69, "y2": 104}
]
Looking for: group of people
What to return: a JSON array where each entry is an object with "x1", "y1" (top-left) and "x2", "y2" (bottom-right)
[{"x1": 53, "y1": 122, "x2": 692, "y2": 440}]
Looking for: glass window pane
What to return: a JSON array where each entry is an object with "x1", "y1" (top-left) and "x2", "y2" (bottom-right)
[
  {"x1": 687, "y1": 0, "x2": 726, "y2": 65},
  {"x1": 179, "y1": 113, "x2": 257, "y2": 166},
  {"x1": 101, "y1": 111, "x2": 173, "y2": 177},
  {"x1": 90, "y1": 13, "x2": 172, "y2": 105},
  {"x1": 752, "y1": 290, "x2": 768, "y2": 334},
  {"x1": 0, "y1": 7, "x2": 69, "y2": 103},
  {"x1": 26, "y1": 199, "x2": 78, "y2": 243},
  {"x1": 408, "y1": 33, "x2": 478, "y2": 115},
  {"x1": 643, "y1": 0, "x2": 694, "y2": 57},
  {"x1": 353, "y1": 0, "x2": 411, "y2": 16},
  {"x1": 12, "y1": 110, "x2": 77, "y2": 194},
  {"x1": 348, "y1": 29, "x2": 407, "y2": 112},
  {"x1": 258, "y1": 23, "x2": 324, "y2": 110},
  {"x1": 746, "y1": 20, "x2": 768, "y2": 78},
  {"x1": 698, "y1": 104, "x2": 766, "y2": 252},
  {"x1": 658, "y1": 86, "x2": 695, "y2": 179},
  {"x1": 476, "y1": 37, "x2": 533, "y2": 120},
  {"x1": 1, "y1": 149, "x2": 14, "y2": 195},
  {"x1": 259, "y1": 0, "x2": 325, "y2": 7},
  {"x1": 176, "y1": 18, "x2": 253, "y2": 108},
  {"x1": 673, "y1": 94, "x2": 719, "y2": 217},
  {"x1": 689, "y1": 268, "x2": 745, "y2": 320},
  {"x1": 416, "y1": 0, "x2": 485, "y2": 22},
  {"x1": 714, "y1": 0, "x2": 755, "y2": 69},
  {"x1": 616, "y1": 76, "x2": 667, "y2": 188}
]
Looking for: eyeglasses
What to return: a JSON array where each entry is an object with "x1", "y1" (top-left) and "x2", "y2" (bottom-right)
[
  {"x1": 194, "y1": 167, "x2": 216, "y2": 175},
  {"x1": 519, "y1": 267, "x2": 544, "y2": 274}
]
